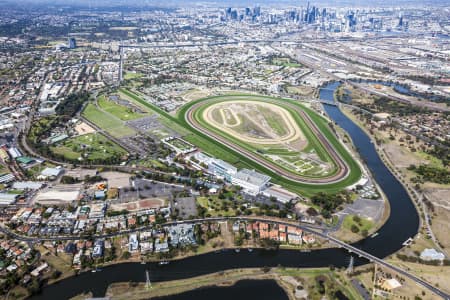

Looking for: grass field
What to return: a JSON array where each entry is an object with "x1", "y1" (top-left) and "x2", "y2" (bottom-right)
[
  {"x1": 82, "y1": 103, "x2": 135, "y2": 138},
  {"x1": 343, "y1": 214, "x2": 374, "y2": 232},
  {"x1": 98, "y1": 95, "x2": 146, "y2": 121},
  {"x1": 50, "y1": 133, "x2": 127, "y2": 162},
  {"x1": 103, "y1": 268, "x2": 362, "y2": 300},
  {"x1": 270, "y1": 57, "x2": 302, "y2": 68},
  {"x1": 197, "y1": 196, "x2": 238, "y2": 217},
  {"x1": 124, "y1": 72, "x2": 143, "y2": 80},
  {"x1": 119, "y1": 89, "x2": 362, "y2": 197},
  {"x1": 193, "y1": 96, "x2": 338, "y2": 178}
]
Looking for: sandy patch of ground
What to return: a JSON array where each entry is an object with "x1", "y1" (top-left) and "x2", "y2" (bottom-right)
[
  {"x1": 424, "y1": 188, "x2": 450, "y2": 249},
  {"x1": 382, "y1": 141, "x2": 426, "y2": 169},
  {"x1": 424, "y1": 188, "x2": 450, "y2": 211},
  {"x1": 430, "y1": 206, "x2": 450, "y2": 250},
  {"x1": 110, "y1": 198, "x2": 166, "y2": 212},
  {"x1": 74, "y1": 121, "x2": 96, "y2": 136},
  {"x1": 386, "y1": 259, "x2": 450, "y2": 296},
  {"x1": 101, "y1": 171, "x2": 131, "y2": 188},
  {"x1": 357, "y1": 264, "x2": 443, "y2": 300},
  {"x1": 294, "y1": 201, "x2": 310, "y2": 214}
]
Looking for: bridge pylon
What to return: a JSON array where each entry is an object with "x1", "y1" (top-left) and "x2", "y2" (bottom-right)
[
  {"x1": 346, "y1": 256, "x2": 354, "y2": 274},
  {"x1": 146, "y1": 269, "x2": 152, "y2": 289}
]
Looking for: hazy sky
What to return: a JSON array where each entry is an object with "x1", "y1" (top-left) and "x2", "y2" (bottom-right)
[{"x1": 1, "y1": 0, "x2": 449, "y2": 8}]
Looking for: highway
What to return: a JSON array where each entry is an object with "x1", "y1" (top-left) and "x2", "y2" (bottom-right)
[{"x1": 1, "y1": 216, "x2": 449, "y2": 299}]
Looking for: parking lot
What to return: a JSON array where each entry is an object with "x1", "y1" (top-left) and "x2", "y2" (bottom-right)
[{"x1": 116, "y1": 178, "x2": 186, "y2": 202}]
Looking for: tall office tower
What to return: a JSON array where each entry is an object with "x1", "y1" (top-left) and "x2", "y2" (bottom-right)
[
  {"x1": 253, "y1": 5, "x2": 261, "y2": 17},
  {"x1": 231, "y1": 10, "x2": 238, "y2": 20},
  {"x1": 245, "y1": 7, "x2": 251, "y2": 16},
  {"x1": 305, "y1": 2, "x2": 310, "y2": 22},
  {"x1": 289, "y1": 10, "x2": 296, "y2": 21},
  {"x1": 68, "y1": 37, "x2": 77, "y2": 49},
  {"x1": 225, "y1": 7, "x2": 232, "y2": 19},
  {"x1": 398, "y1": 13, "x2": 403, "y2": 27}
]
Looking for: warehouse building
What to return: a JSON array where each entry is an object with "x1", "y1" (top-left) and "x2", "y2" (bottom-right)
[
  {"x1": 0, "y1": 193, "x2": 19, "y2": 206},
  {"x1": 34, "y1": 184, "x2": 82, "y2": 206}
]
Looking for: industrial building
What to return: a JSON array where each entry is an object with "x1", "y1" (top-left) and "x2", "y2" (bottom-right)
[
  {"x1": 34, "y1": 184, "x2": 82, "y2": 206},
  {"x1": 0, "y1": 193, "x2": 19, "y2": 206}
]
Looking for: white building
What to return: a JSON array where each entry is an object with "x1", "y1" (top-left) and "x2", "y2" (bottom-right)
[
  {"x1": 420, "y1": 248, "x2": 445, "y2": 261},
  {"x1": 38, "y1": 167, "x2": 64, "y2": 180},
  {"x1": 208, "y1": 158, "x2": 237, "y2": 182},
  {"x1": 129, "y1": 234, "x2": 139, "y2": 253},
  {"x1": 231, "y1": 169, "x2": 271, "y2": 195}
]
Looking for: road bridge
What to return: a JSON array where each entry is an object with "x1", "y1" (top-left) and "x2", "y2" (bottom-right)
[{"x1": 1, "y1": 216, "x2": 449, "y2": 299}]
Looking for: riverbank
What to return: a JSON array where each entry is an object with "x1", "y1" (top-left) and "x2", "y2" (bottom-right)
[
  {"x1": 79, "y1": 267, "x2": 362, "y2": 300},
  {"x1": 338, "y1": 106, "x2": 450, "y2": 294},
  {"x1": 339, "y1": 105, "x2": 443, "y2": 251}
]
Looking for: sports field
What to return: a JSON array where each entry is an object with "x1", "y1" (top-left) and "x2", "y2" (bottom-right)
[{"x1": 119, "y1": 89, "x2": 362, "y2": 196}]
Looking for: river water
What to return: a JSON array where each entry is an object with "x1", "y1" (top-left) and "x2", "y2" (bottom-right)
[
  {"x1": 28, "y1": 82, "x2": 419, "y2": 299},
  {"x1": 153, "y1": 279, "x2": 289, "y2": 300}
]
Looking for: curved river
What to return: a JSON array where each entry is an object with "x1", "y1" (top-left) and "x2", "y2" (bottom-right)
[{"x1": 30, "y1": 82, "x2": 419, "y2": 299}]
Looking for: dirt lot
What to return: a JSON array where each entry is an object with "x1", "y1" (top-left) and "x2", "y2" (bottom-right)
[
  {"x1": 110, "y1": 198, "x2": 166, "y2": 212},
  {"x1": 387, "y1": 259, "x2": 450, "y2": 296},
  {"x1": 101, "y1": 171, "x2": 131, "y2": 188},
  {"x1": 74, "y1": 121, "x2": 96, "y2": 136},
  {"x1": 382, "y1": 141, "x2": 427, "y2": 169},
  {"x1": 424, "y1": 188, "x2": 450, "y2": 250}
]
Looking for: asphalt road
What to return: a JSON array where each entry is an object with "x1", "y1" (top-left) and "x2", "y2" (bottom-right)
[{"x1": 1, "y1": 216, "x2": 449, "y2": 299}]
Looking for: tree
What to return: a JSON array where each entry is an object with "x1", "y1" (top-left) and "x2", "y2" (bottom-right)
[
  {"x1": 121, "y1": 251, "x2": 131, "y2": 260},
  {"x1": 51, "y1": 270, "x2": 62, "y2": 279},
  {"x1": 350, "y1": 224, "x2": 359, "y2": 233}
]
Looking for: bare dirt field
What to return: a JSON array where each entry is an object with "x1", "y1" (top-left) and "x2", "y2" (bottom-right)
[
  {"x1": 110, "y1": 198, "x2": 166, "y2": 212},
  {"x1": 100, "y1": 171, "x2": 131, "y2": 188},
  {"x1": 74, "y1": 121, "x2": 96, "y2": 136},
  {"x1": 382, "y1": 142, "x2": 427, "y2": 169},
  {"x1": 357, "y1": 264, "x2": 443, "y2": 300},
  {"x1": 424, "y1": 187, "x2": 450, "y2": 250}
]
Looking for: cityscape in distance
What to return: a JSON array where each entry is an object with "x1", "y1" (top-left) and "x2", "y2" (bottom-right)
[{"x1": 0, "y1": 1, "x2": 448, "y2": 299}]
